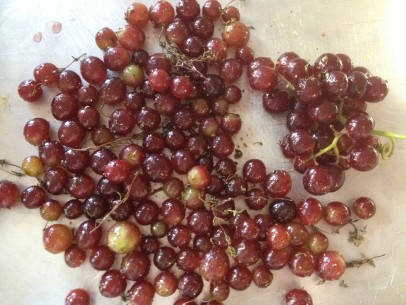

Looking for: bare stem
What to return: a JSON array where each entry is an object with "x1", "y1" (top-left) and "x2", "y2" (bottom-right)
[
  {"x1": 346, "y1": 254, "x2": 385, "y2": 268},
  {"x1": 74, "y1": 137, "x2": 133, "y2": 152},
  {"x1": 56, "y1": 53, "x2": 86, "y2": 74},
  {"x1": 0, "y1": 159, "x2": 25, "y2": 177},
  {"x1": 93, "y1": 172, "x2": 139, "y2": 231},
  {"x1": 159, "y1": 39, "x2": 215, "y2": 79}
]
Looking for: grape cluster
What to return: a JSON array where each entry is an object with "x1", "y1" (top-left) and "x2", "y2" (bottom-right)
[
  {"x1": 257, "y1": 51, "x2": 391, "y2": 195},
  {"x1": 0, "y1": 1, "x2": 397, "y2": 305}
]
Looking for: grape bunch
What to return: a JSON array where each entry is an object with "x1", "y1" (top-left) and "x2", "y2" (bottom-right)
[
  {"x1": 0, "y1": 1, "x2": 402, "y2": 305},
  {"x1": 252, "y1": 51, "x2": 401, "y2": 195}
]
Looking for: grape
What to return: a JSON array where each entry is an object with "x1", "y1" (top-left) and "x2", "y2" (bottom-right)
[
  {"x1": 269, "y1": 198, "x2": 296, "y2": 223},
  {"x1": 263, "y1": 170, "x2": 292, "y2": 197},
  {"x1": 187, "y1": 209, "x2": 213, "y2": 236},
  {"x1": 0, "y1": 180, "x2": 20, "y2": 208},
  {"x1": 352, "y1": 196, "x2": 376, "y2": 219},
  {"x1": 95, "y1": 27, "x2": 117, "y2": 50},
  {"x1": 58, "y1": 120, "x2": 86, "y2": 148},
  {"x1": 316, "y1": 251, "x2": 346, "y2": 280},
  {"x1": 349, "y1": 144, "x2": 379, "y2": 171},
  {"x1": 108, "y1": 109, "x2": 136, "y2": 136},
  {"x1": 203, "y1": 0, "x2": 222, "y2": 20},
  {"x1": 266, "y1": 224, "x2": 292, "y2": 250},
  {"x1": 127, "y1": 280, "x2": 155, "y2": 305},
  {"x1": 200, "y1": 247, "x2": 230, "y2": 282},
  {"x1": 233, "y1": 238, "x2": 261, "y2": 266},
  {"x1": 65, "y1": 288, "x2": 90, "y2": 305},
  {"x1": 154, "y1": 271, "x2": 178, "y2": 297},
  {"x1": 21, "y1": 185, "x2": 46, "y2": 209},
  {"x1": 262, "y1": 90, "x2": 291, "y2": 114},
  {"x1": 307, "y1": 231, "x2": 329, "y2": 255},
  {"x1": 40, "y1": 199, "x2": 62, "y2": 221},
  {"x1": 24, "y1": 117, "x2": 50, "y2": 145},
  {"x1": 82, "y1": 195, "x2": 108, "y2": 220},
  {"x1": 104, "y1": 46, "x2": 131, "y2": 71},
  {"x1": 77, "y1": 106, "x2": 100, "y2": 130},
  {"x1": 252, "y1": 265, "x2": 273, "y2": 288},
  {"x1": 107, "y1": 221, "x2": 141, "y2": 254},
  {"x1": 63, "y1": 199, "x2": 83, "y2": 219},
  {"x1": 288, "y1": 247, "x2": 315, "y2": 277},
  {"x1": 347, "y1": 71, "x2": 368, "y2": 98},
  {"x1": 192, "y1": 16, "x2": 215, "y2": 40},
  {"x1": 363, "y1": 76, "x2": 389, "y2": 102},
  {"x1": 58, "y1": 70, "x2": 82, "y2": 93},
  {"x1": 285, "y1": 222, "x2": 309, "y2": 247},
  {"x1": 104, "y1": 159, "x2": 131, "y2": 184},
  {"x1": 121, "y1": 251, "x2": 151, "y2": 281},
  {"x1": 285, "y1": 289, "x2": 313, "y2": 305},
  {"x1": 125, "y1": 2, "x2": 149, "y2": 28},
  {"x1": 64, "y1": 246, "x2": 86, "y2": 268},
  {"x1": 166, "y1": 20, "x2": 190, "y2": 46},
  {"x1": 323, "y1": 201, "x2": 351, "y2": 226},
  {"x1": 75, "y1": 220, "x2": 102, "y2": 249},
  {"x1": 154, "y1": 246, "x2": 176, "y2": 271},
  {"x1": 80, "y1": 56, "x2": 107, "y2": 85},
  {"x1": 227, "y1": 265, "x2": 252, "y2": 291},
  {"x1": 177, "y1": 272, "x2": 203, "y2": 299},
  {"x1": 296, "y1": 198, "x2": 323, "y2": 225},
  {"x1": 43, "y1": 224, "x2": 73, "y2": 254},
  {"x1": 89, "y1": 246, "x2": 115, "y2": 271},
  {"x1": 262, "y1": 245, "x2": 293, "y2": 270},
  {"x1": 134, "y1": 199, "x2": 159, "y2": 226},
  {"x1": 313, "y1": 53, "x2": 343, "y2": 77},
  {"x1": 177, "y1": 248, "x2": 200, "y2": 272},
  {"x1": 222, "y1": 21, "x2": 250, "y2": 47},
  {"x1": 245, "y1": 188, "x2": 268, "y2": 210},
  {"x1": 345, "y1": 112, "x2": 375, "y2": 139},
  {"x1": 303, "y1": 165, "x2": 332, "y2": 195},
  {"x1": 33, "y1": 63, "x2": 58, "y2": 86},
  {"x1": 176, "y1": 0, "x2": 200, "y2": 22},
  {"x1": 99, "y1": 269, "x2": 127, "y2": 298},
  {"x1": 116, "y1": 24, "x2": 145, "y2": 51},
  {"x1": 167, "y1": 224, "x2": 192, "y2": 248},
  {"x1": 210, "y1": 280, "x2": 230, "y2": 302},
  {"x1": 18, "y1": 79, "x2": 43, "y2": 102}
]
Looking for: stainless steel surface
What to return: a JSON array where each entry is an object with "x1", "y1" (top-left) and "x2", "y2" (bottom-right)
[{"x1": 1, "y1": 0, "x2": 406, "y2": 304}]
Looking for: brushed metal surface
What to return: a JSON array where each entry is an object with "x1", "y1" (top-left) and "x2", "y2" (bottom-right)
[{"x1": 0, "y1": 0, "x2": 405, "y2": 304}]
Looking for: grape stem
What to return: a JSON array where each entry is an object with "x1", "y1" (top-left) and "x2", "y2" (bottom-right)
[
  {"x1": 159, "y1": 37, "x2": 215, "y2": 79},
  {"x1": 74, "y1": 137, "x2": 133, "y2": 152},
  {"x1": 311, "y1": 132, "x2": 343, "y2": 160},
  {"x1": 373, "y1": 129, "x2": 406, "y2": 160},
  {"x1": 55, "y1": 53, "x2": 86, "y2": 74},
  {"x1": 220, "y1": 224, "x2": 237, "y2": 257},
  {"x1": 373, "y1": 129, "x2": 406, "y2": 140},
  {"x1": 150, "y1": 187, "x2": 163, "y2": 195},
  {"x1": 0, "y1": 159, "x2": 25, "y2": 177},
  {"x1": 92, "y1": 172, "x2": 139, "y2": 231},
  {"x1": 346, "y1": 254, "x2": 385, "y2": 268}
]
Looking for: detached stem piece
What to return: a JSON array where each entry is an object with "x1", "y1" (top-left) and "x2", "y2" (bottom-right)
[
  {"x1": 0, "y1": 159, "x2": 25, "y2": 177},
  {"x1": 159, "y1": 39, "x2": 215, "y2": 79},
  {"x1": 346, "y1": 254, "x2": 385, "y2": 268}
]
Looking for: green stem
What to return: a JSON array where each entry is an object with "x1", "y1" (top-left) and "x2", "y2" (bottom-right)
[
  {"x1": 312, "y1": 133, "x2": 343, "y2": 159},
  {"x1": 336, "y1": 99, "x2": 347, "y2": 124},
  {"x1": 373, "y1": 129, "x2": 406, "y2": 140},
  {"x1": 372, "y1": 129, "x2": 406, "y2": 160}
]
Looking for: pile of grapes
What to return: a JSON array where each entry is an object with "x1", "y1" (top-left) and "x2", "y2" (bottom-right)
[{"x1": 0, "y1": 1, "x2": 403, "y2": 305}]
